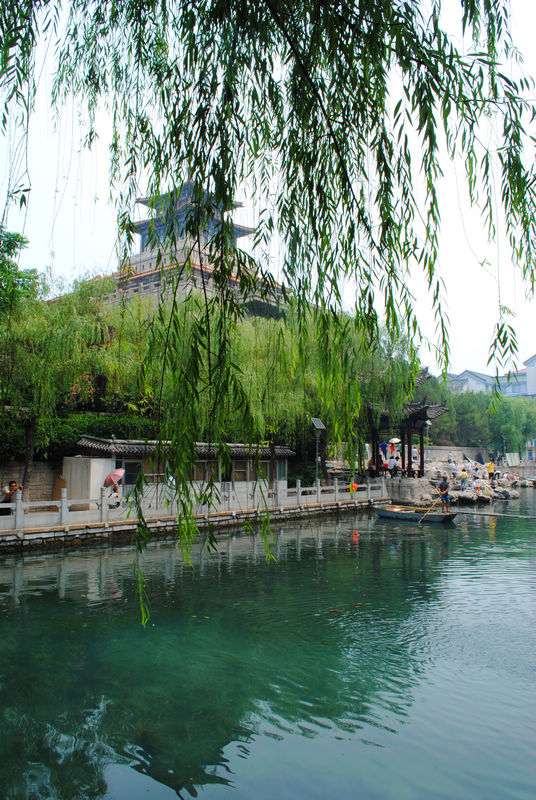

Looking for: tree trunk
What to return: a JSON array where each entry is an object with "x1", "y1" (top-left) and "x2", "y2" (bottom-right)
[
  {"x1": 320, "y1": 431, "x2": 329, "y2": 483},
  {"x1": 22, "y1": 417, "x2": 36, "y2": 495},
  {"x1": 269, "y1": 438, "x2": 276, "y2": 489}
]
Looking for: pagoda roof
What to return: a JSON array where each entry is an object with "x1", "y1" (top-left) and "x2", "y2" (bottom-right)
[
  {"x1": 136, "y1": 182, "x2": 245, "y2": 212},
  {"x1": 131, "y1": 218, "x2": 255, "y2": 238},
  {"x1": 132, "y1": 184, "x2": 254, "y2": 239},
  {"x1": 414, "y1": 368, "x2": 430, "y2": 388}
]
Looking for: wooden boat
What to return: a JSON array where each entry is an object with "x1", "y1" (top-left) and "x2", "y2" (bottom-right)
[{"x1": 374, "y1": 504, "x2": 457, "y2": 523}]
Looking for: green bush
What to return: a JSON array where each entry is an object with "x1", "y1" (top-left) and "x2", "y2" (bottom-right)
[
  {"x1": 41, "y1": 413, "x2": 159, "y2": 461},
  {"x1": 0, "y1": 415, "x2": 26, "y2": 463}
]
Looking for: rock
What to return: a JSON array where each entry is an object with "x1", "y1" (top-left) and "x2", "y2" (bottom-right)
[
  {"x1": 456, "y1": 490, "x2": 477, "y2": 505},
  {"x1": 476, "y1": 493, "x2": 492, "y2": 504}
]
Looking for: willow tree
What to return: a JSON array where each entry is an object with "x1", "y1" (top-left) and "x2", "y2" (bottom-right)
[
  {"x1": 0, "y1": 273, "x2": 115, "y2": 486},
  {"x1": 2, "y1": 1, "x2": 536, "y2": 530}
]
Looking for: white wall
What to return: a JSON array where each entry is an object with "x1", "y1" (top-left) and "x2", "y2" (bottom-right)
[
  {"x1": 526, "y1": 361, "x2": 536, "y2": 394},
  {"x1": 63, "y1": 456, "x2": 114, "y2": 499}
]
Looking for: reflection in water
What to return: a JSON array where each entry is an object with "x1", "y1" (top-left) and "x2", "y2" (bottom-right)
[{"x1": 0, "y1": 504, "x2": 534, "y2": 799}]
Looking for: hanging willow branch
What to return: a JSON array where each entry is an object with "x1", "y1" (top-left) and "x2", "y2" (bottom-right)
[{"x1": 1, "y1": 0, "x2": 536, "y2": 559}]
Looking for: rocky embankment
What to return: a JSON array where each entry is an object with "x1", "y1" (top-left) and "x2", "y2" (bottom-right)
[{"x1": 388, "y1": 456, "x2": 532, "y2": 507}]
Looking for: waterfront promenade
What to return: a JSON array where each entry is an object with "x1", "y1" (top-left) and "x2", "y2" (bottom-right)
[{"x1": 0, "y1": 478, "x2": 388, "y2": 551}]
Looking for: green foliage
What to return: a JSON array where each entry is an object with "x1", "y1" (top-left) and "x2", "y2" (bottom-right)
[
  {"x1": 44, "y1": 413, "x2": 159, "y2": 462},
  {"x1": 0, "y1": 226, "x2": 39, "y2": 314},
  {"x1": 414, "y1": 377, "x2": 536, "y2": 453},
  {"x1": 0, "y1": 272, "x2": 118, "y2": 474}
]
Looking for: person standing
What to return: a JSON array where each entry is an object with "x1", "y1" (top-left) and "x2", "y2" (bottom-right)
[
  {"x1": 0, "y1": 480, "x2": 23, "y2": 515},
  {"x1": 487, "y1": 459, "x2": 495, "y2": 482},
  {"x1": 438, "y1": 475, "x2": 450, "y2": 512}
]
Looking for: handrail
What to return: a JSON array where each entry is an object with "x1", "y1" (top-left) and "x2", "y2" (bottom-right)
[{"x1": 0, "y1": 478, "x2": 387, "y2": 534}]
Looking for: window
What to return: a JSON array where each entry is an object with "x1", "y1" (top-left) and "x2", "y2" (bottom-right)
[
  {"x1": 115, "y1": 460, "x2": 143, "y2": 486},
  {"x1": 250, "y1": 461, "x2": 269, "y2": 482},
  {"x1": 233, "y1": 460, "x2": 247, "y2": 483},
  {"x1": 193, "y1": 462, "x2": 206, "y2": 481}
]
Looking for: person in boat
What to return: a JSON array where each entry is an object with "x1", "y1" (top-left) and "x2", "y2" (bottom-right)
[{"x1": 438, "y1": 475, "x2": 450, "y2": 512}]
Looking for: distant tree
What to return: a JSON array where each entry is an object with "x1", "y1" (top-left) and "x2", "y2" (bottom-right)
[
  {"x1": 450, "y1": 392, "x2": 491, "y2": 449},
  {"x1": 488, "y1": 396, "x2": 536, "y2": 455},
  {"x1": 0, "y1": 226, "x2": 39, "y2": 312}
]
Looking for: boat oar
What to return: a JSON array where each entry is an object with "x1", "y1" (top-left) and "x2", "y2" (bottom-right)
[{"x1": 419, "y1": 495, "x2": 442, "y2": 523}]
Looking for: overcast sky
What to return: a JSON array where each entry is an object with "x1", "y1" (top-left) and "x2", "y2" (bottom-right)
[{"x1": 1, "y1": 1, "x2": 534, "y2": 377}]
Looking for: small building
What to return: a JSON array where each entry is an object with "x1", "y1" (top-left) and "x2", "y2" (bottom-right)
[{"x1": 64, "y1": 436, "x2": 294, "y2": 503}]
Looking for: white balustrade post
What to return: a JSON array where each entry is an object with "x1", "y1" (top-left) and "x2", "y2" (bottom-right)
[
  {"x1": 316, "y1": 479, "x2": 320, "y2": 503},
  {"x1": 60, "y1": 487, "x2": 68, "y2": 525},
  {"x1": 334, "y1": 478, "x2": 338, "y2": 502},
  {"x1": 296, "y1": 479, "x2": 301, "y2": 505},
  {"x1": 14, "y1": 489, "x2": 24, "y2": 530},
  {"x1": 366, "y1": 477, "x2": 371, "y2": 501},
  {"x1": 100, "y1": 487, "x2": 108, "y2": 523}
]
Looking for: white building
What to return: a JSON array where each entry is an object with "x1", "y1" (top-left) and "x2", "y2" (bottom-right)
[{"x1": 448, "y1": 354, "x2": 536, "y2": 397}]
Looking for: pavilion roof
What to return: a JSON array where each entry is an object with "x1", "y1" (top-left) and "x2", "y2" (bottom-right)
[
  {"x1": 402, "y1": 402, "x2": 448, "y2": 425},
  {"x1": 76, "y1": 436, "x2": 294, "y2": 459}
]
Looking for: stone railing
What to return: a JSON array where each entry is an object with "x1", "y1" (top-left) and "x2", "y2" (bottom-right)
[{"x1": 0, "y1": 478, "x2": 387, "y2": 534}]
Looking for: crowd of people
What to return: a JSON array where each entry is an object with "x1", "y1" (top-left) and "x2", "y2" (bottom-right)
[{"x1": 367, "y1": 440, "x2": 421, "y2": 479}]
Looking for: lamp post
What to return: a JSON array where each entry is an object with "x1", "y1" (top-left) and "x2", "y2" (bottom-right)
[
  {"x1": 311, "y1": 417, "x2": 326, "y2": 484},
  {"x1": 424, "y1": 419, "x2": 431, "y2": 452}
]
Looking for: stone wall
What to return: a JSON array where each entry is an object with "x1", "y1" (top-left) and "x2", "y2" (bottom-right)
[
  {"x1": 386, "y1": 477, "x2": 435, "y2": 504},
  {"x1": 0, "y1": 462, "x2": 60, "y2": 502},
  {"x1": 425, "y1": 445, "x2": 488, "y2": 463}
]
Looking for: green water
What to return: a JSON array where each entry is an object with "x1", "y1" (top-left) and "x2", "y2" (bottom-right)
[{"x1": 0, "y1": 493, "x2": 535, "y2": 799}]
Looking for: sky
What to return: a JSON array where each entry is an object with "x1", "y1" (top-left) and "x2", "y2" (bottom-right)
[{"x1": 1, "y1": 0, "x2": 535, "y2": 377}]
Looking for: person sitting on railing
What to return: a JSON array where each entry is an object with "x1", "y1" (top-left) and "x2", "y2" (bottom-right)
[
  {"x1": 387, "y1": 455, "x2": 399, "y2": 478},
  {"x1": 0, "y1": 480, "x2": 22, "y2": 515}
]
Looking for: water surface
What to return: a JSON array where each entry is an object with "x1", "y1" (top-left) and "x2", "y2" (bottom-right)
[{"x1": 0, "y1": 493, "x2": 535, "y2": 799}]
